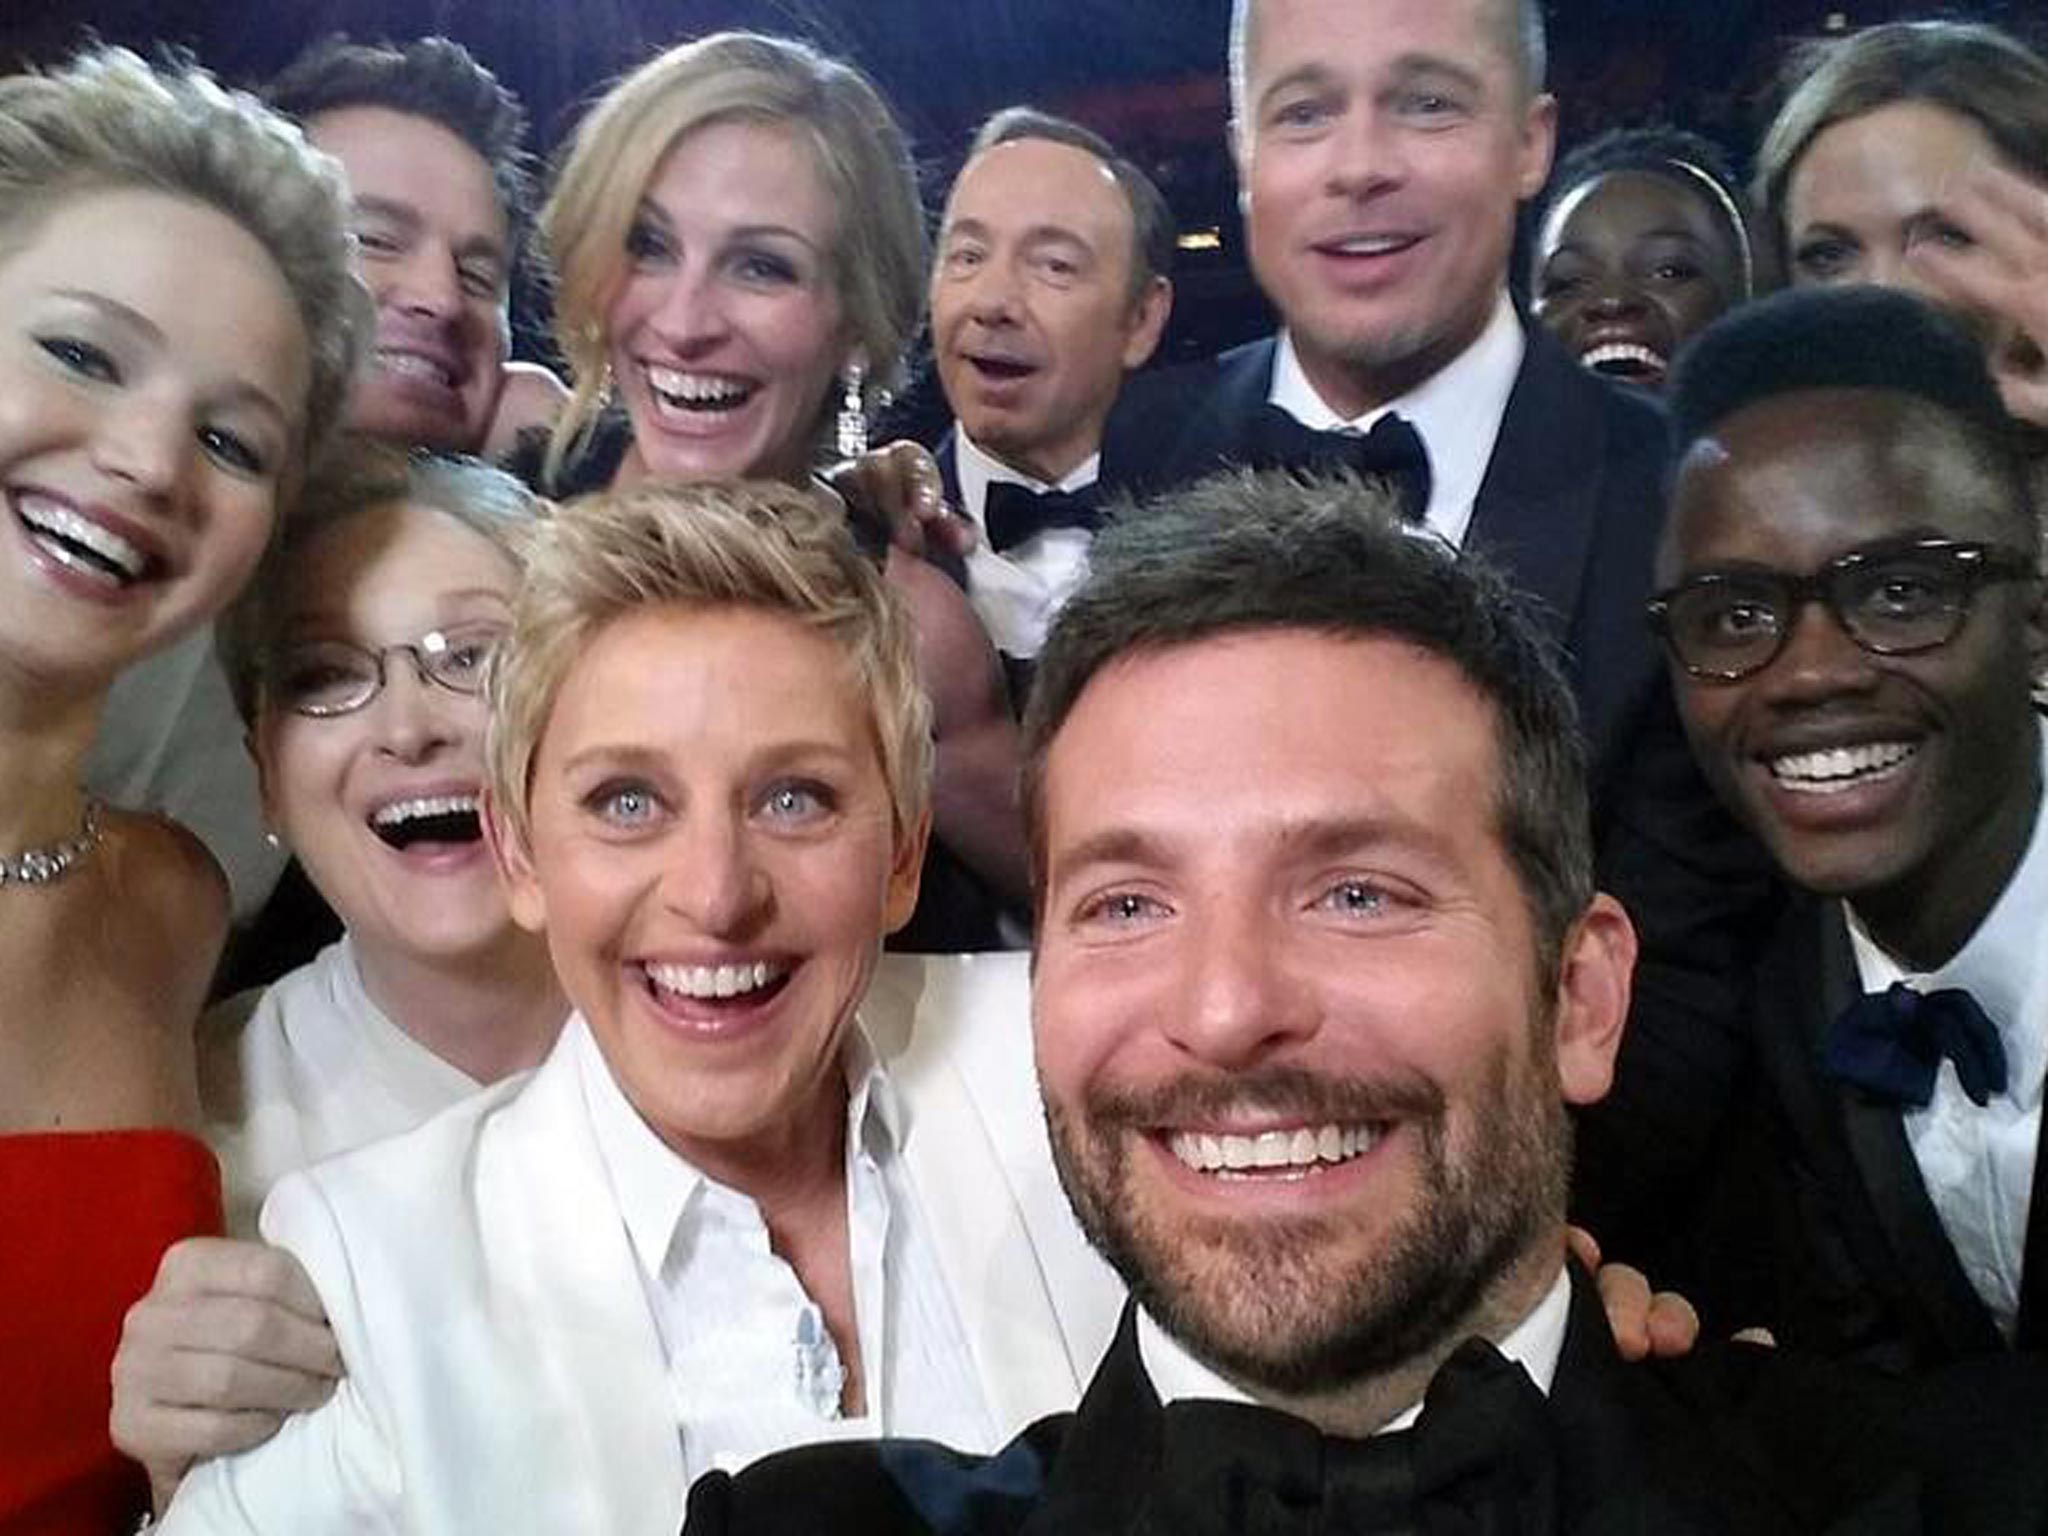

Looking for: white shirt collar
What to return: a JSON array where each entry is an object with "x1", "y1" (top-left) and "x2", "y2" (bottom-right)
[
  {"x1": 572, "y1": 1012, "x2": 905, "y2": 1286},
  {"x1": 1846, "y1": 717, "x2": 2048, "y2": 1103},
  {"x1": 952, "y1": 428, "x2": 1101, "y2": 530},
  {"x1": 1268, "y1": 291, "x2": 1524, "y2": 549},
  {"x1": 1136, "y1": 1262, "x2": 1572, "y2": 1432}
]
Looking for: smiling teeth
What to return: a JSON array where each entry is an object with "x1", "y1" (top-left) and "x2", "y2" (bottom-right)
[
  {"x1": 646, "y1": 366, "x2": 750, "y2": 407},
  {"x1": 1331, "y1": 235, "x2": 1412, "y2": 255},
  {"x1": 376, "y1": 350, "x2": 455, "y2": 387},
  {"x1": 1168, "y1": 1124, "x2": 1380, "y2": 1174},
  {"x1": 1580, "y1": 342, "x2": 1665, "y2": 374},
  {"x1": 16, "y1": 497, "x2": 146, "y2": 578},
  {"x1": 1768, "y1": 740, "x2": 1918, "y2": 792},
  {"x1": 372, "y1": 794, "x2": 480, "y2": 826},
  {"x1": 647, "y1": 960, "x2": 783, "y2": 999}
]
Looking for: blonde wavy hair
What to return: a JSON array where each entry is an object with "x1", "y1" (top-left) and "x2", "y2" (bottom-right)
[{"x1": 538, "y1": 32, "x2": 925, "y2": 483}]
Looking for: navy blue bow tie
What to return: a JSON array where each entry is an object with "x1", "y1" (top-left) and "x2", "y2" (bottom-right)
[
  {"x1": 983, "y1": 481, "x2": 1100, "y2": 554},
  {"x1": 1245, "y1": 407, "x2": 1432, "y2": 522},
  {"x1": 1825, "y1": 980, "x2": 2009, "y2": 1108}
]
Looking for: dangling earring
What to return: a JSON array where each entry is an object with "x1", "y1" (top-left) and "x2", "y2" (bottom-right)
[
  {"x1": 836, "y1": 357, "x2": 868, "y2": 459},
  {"x1": 262, "y1": 829, "x2": 283, "y2": 851}
]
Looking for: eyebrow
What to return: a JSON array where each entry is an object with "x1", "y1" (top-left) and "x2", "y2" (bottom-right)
[
  {"x1": 633, "y1": 199, "x2": 825, "y2": 256},
  {"x1": 555, "y1": 736, "x2": 861, "y2": 778},
  {"x1": 49, "y1": 289, "x2": 293, "y2": 431},
  {"x1": 945, "y1": 216, "x2": 1097, "y2": 252},
  {"x1": 1052, "y1": 812, "x2": 1460, "y2": 881},
  {"x1": 355, "y1": 196, "x2": 507, "y2": 266}
]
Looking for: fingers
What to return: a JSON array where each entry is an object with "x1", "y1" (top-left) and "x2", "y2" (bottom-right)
[
  {"x1": 1565, "y1": 1223, "x2": 1602, "y2": 1274},
  {"x1": 1595, "y1": 1260, "x2": 1653, "y2": 1362},
  {"x1": 119, "y1": 1288, "x2": 342, "y2": 1386},
  {"x1": 1906, "y1": 161, "x2": 2048, "y2": 427},
  {"x1": 881, "y1": 439, "x2": 979, "y2": 558},
  {"x1": 152, "y1": 1237, "x2": 335, "y2": 1338},
  {"x1": 1642, "y1": 1288, "x2": 1702, "y2": 1359}
]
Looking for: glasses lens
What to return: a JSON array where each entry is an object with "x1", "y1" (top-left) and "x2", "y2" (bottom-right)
[
  {"x1": 273, "y1": 643, "x2": 379, "y2": 714},
  {"x1": 419, "y1": 622, "x2": 506, "y2": 695},
  {"x1": 1837, "y1": 552, "x2": 1967, "y2": 652},
  {"x1": 1666, "y1": 578, "x2": 1785, "y2": 675}
]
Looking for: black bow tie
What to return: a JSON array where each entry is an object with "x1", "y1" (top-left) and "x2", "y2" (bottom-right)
[
  {"x1": 1146, "y1": 1338, "x2": 1558, "y2": 1536},
  {"x1": 1825, "y1": 980, "x2": 2009, "y2": 1108},
  {"x1": 1245, "y1": 407, "x2": 1433, "y2": 522},
  {"x1": 982, "y1": 481, "x2": 1101, "y2": 554}
]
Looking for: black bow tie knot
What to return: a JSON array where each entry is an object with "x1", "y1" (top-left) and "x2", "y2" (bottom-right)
[
  {"x1": 1148, "y1": 1338, "x2": 1557, "y2": 1535},
  {"x1": 1245, "y1": 407, "x2": 1433, "y2": 522},
  {"x1": 1825, "y1": 980, "x2": 2008, "y2": 1108},
  {"x1": 982, "y1": 481, "x2": 1101, "y2": 554}
]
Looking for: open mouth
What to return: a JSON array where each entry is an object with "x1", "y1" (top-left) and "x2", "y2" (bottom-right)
[
  {"x1": 1579, "y1": 342, "x2": 1667, "y2": 383},
  {"x1": 1764, "y1": 740, "x2": 1919, "y2": 796},
  {"x1": 645, "y1": 364, "x2": 755, "y2": 417},
  {"x1": 641, "y1": 958, "x2": 793, "y2": 1008},
  {"x1": 1165, "y1": 1121, "x2": 1385, "y2": 1182},
  {"x1": 966, "y1": 354, "x2": 1036, "y2": 383},
  {"x1": 14, "y1": 493, "x2": 155, "y2": 588},
  {"x1": 369, "y1": 793, "x2": 483, "y2": 850}
]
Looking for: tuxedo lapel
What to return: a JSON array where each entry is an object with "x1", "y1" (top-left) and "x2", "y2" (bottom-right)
[
  {"x1": 477, "y1": 1031, "x2": 687, "y2": 1529},
  {"x1": 1018, "y1": 1309, "x2": 1161, "y2": 1536},
  {"x1": 935, "y1": 431, "x2": 963, "y2": 513},
  {"x1": 867, "y1": 954, "x2": 1110, "y2": 1438},
  {"x1": 1463, "y1": 330, "x2": 1607, "y2": 648},
  {"x1": 1802, "y1": 904, "x2": 2005, "y2": 1355}
]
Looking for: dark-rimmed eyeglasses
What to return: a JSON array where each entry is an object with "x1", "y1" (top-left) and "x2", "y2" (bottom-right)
[
  {"x1": 267, "y1": 622, "x2": 506, "y2": 717},
  {"x1": 1647, "y1": 538, "x2": 2037, "y2": 682}
]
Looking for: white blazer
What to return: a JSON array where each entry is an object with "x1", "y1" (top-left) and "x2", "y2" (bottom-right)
[{"x1": 160, "y1": 952, "x2": 1122, "y2": 1536}]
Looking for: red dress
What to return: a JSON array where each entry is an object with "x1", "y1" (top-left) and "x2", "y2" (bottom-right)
[{"x1": 0, "y1": 1130, "x2": 223, "y2": 1536}]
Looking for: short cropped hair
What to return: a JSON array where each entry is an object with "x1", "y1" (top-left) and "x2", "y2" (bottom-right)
[
  {"x1": 1534, "y1": 125, "x2": 1754, "y2": 296},
  {"x1": 1756, "y1": 21, "x2": 2048, "y2": 264},
  {"x1": 0, "y1": 47, "x2": 369, "y2": 474},
  {"x1": 965, "y1": 106, "x2": 1175, "y2": 296},
  {"x1": 1229, "y1": 0, "x2": 1547, "y2": 132},
  {"x1": 221, "y1": 441, "x2": 540, "y2": 721},
  {"x1": 1667, "y1": 285, "x2": 2036, "y2": 543},
  {"x1": 267, "y1": 34, "x2": 534, "y2": 254},
  {"x1": 1023, "y1": 472, "x2": 1592, "y2": 987},
  {"x1": 486, "y1": 481, "x2": 932, "y2": 848},
  {"x1": 542, "y1": 32, "x2": 925, "y2": 482}
]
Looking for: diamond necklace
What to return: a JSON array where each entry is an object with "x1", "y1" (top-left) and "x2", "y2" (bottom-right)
[{"x1": 0, "y1": 798, "x2": 102, "y2": 887}]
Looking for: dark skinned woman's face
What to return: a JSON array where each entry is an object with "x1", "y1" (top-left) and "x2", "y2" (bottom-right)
[{"x1": 1533, "y1": 169, "x2": 1746, "y2": 389}]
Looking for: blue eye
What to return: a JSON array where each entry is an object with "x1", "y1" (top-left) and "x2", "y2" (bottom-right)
[
  {"x1": 759, "y1": 781, "x2": 831, "y2": 822},
  {"x1": 1078, "y1": 889, "x2": 1169, "y2": 927},
  {"x1": 625, "y1": 220, "x2": 673, "y2": 264},
  {"x1": 589, "y1": 781, "x2": 661, "y2": 826},
  {"x1": 38, "y1": 335, "x2": 119, "y2": 383},
  {"x1": 1319, "y1": 879, "x2": 1388, "y2": 916}
]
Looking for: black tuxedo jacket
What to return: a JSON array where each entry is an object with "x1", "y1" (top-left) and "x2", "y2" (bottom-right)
[
  {"x1": 1673, "y1": 893, "x2": 2044, "y2": 1371},
  {"x1": 1101, "y1": 325, "x2": 1780, "y2": 1256},
  {"x1": 682, "y1": 1276, "x2": 2048, "y2": 1534}
]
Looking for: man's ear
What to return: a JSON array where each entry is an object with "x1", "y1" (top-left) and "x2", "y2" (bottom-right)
[
  {"x1": 1122, "y1": 276, "x2": 1174, "y2": 372},
  {"x1": 483, "y1": 787, "x2": 548, "y2": 934},
  {"x1": 1552, "y1": 893, "x2": 1636, "y2": 1107},
  {"x1": 1515, "y1": 91, "x2": 1560, "y2": 201}
]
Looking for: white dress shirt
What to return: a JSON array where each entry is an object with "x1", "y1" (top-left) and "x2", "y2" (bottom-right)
[
  {"x1": 200, "y1": 936, "x2": 485, "y2": 1235},
  {"x1": 1268, "y1": 290, "x2": 1526, "y2": 551},
  {"x1": 574, "y1": 1017, "x2": 996, "y2": 1482},
  {"x1": 952, "y1": 430, "x2": 1100, "y2": 660},
  {"x1": 1846, "y1": 718, "x2": 2048, "y2": 1337},
  {"x1": 1137, "y1": 1263, "x2": 1572, "y2": 1432}
]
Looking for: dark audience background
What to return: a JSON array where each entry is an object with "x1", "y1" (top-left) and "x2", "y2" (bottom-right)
[{"x1": 9, "y1": 0, "x2": 2043, "y2": 439}]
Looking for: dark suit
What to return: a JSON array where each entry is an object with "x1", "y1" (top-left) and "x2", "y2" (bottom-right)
[
  {"x1": 1669, "y1": 893, "x2": 2045, "y2": 1372},
  {"x1": 1103, "y1": 324, "x2": 1781, "y2": 1257},
  {"x1": 682, "y1": 1276, "x2": 2048, "y2": 1534}
]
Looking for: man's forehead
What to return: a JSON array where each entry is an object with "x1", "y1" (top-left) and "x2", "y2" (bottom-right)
[
  {"x1": 946, "y1": 138, "x2": 1128, "y2": 231},
  {"x1": 1243, "y1": 0, "x2": 1513, "y2": 80},
  {"x1": 308, "y1": 104, "x2": 509, "y2": 235}
]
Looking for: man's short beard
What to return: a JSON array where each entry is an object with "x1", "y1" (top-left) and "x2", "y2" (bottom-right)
[{"x1": 1045, "y1": 1048, "x2": 1569, "y2": 1397}]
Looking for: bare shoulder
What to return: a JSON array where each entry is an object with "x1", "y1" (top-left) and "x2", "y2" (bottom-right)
[{"x1": 484, "y1": 361, "x2": 572, "y2": 460}]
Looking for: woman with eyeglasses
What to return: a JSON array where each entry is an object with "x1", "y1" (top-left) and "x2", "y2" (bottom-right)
[{"x1": 110, "y1": 444, "x2": 568, "y2": 1512}]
